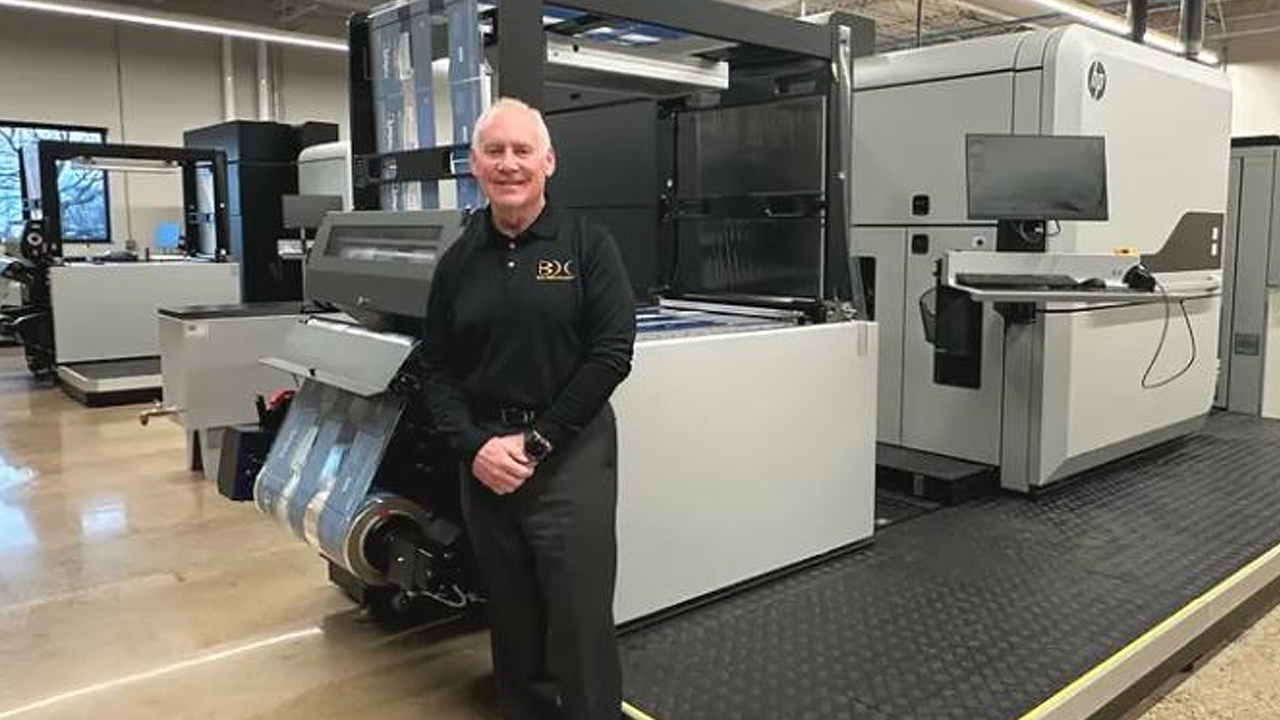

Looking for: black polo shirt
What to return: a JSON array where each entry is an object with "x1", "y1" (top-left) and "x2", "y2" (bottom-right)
[{"x1": 419, "y1": 201, "x2": 636, "y2": 460}]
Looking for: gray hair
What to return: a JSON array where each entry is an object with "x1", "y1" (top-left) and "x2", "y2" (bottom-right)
[{"x1": 471, "y1": 97, "x2": 553, "y2": 152}]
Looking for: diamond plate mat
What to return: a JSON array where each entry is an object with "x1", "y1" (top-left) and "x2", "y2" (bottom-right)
[{"x1": 620, "y1": 412, "x2": 1280, "y2": 720}]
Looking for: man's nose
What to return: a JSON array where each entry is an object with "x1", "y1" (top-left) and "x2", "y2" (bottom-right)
[{"x1": 496, "y1": 149, "x2": 519, "y2": 169}]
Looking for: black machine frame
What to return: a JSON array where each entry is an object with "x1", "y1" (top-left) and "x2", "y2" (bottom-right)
[
  {"x1": 2, "y1": 120, "x2": 112, "y2": 243},
  {"x1": 20, "y1": 141, "x2": 231, "y2": 258},
  {"x1": 346, "y1": 0, "x2": 874, "y2": 318}
]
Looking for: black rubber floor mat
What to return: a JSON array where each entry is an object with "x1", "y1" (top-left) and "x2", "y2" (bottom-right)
[
  {"x1": 874, "y1": 489, "x2": 940, "y2": 528},
  {"x1": 620, "y1": 413, "x2": 1280, "y2": 720}
]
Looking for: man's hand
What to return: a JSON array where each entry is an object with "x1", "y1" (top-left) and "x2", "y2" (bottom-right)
[{"x1": 472, "y1": 434, "x2": 534, "y2": 494}]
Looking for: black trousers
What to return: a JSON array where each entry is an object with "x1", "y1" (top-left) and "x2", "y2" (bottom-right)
[{"x1": 461, "y1": 405, "x2": 621, "y2": 720}]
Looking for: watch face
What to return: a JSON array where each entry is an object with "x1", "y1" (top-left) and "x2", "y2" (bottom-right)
[{"x1": 525, "y1": 432, "x2": 550, "y2": 460}]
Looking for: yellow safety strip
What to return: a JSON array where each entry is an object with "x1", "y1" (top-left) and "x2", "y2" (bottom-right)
[
  {"x1": 622, "y1": 700, "x2": 662, "y2": 720},
  {"x1": 1018, "y1": 540, "x2": 1280, "y2": 719}
]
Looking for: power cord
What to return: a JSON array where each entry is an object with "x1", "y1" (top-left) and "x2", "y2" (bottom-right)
[
  {"x1": 1035, "y1": 292, "x2": 1218, "y2": 315},
  {"x1": 1033, "y1": 281, "x2": 1201, "y2": 389},
  {"x1": 1140, "y1": 281, "x2": 1197, "y2": 390}
]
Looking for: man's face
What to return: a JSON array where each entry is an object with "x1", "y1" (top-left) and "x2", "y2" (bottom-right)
[{"x1": 471, "y1": 108, "x2": 556, "y2": 212}]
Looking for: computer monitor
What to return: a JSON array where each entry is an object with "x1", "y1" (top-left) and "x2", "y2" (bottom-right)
[
  {"x1": 153, "y1": 221, "x2": 182, "y2": 251},
  {"x1": 965, "y1": 134, "x2": 1109, "y2": 222}
]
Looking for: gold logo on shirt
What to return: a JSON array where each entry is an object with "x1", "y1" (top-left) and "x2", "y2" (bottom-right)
[{"x1": 536, "y1": 260, "x2": 575, "y2": 281}]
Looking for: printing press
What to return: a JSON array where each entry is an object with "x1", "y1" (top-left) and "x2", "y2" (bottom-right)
[{"x1": 249, "y1": 0, "x2": 879, "y2": 626}]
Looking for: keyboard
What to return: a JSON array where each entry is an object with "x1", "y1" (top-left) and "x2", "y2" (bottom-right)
[{"x1": 955, "y1": 273, "x2": 1079, "y2": 290}]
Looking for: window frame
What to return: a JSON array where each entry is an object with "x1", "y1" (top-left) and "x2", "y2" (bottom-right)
[{"x1": 3, "y1": 119, "x2": 112, "y2": 244}]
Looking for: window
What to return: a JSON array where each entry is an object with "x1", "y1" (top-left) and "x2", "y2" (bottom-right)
[{"x1": 0, "y1": 121, "x2": 110, "y2": 242}]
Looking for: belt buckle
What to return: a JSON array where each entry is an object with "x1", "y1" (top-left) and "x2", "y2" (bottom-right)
[{"x1": 500, "y1": 408, "x2": 533, "y2": 427}]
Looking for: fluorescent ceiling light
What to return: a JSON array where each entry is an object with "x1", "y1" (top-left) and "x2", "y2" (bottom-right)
[
  {"x1": 1025, "y1": 0, "x2": 1128, "y2": 34},
  {"x1": 1022, "y1": 0, "x2": 1220, "y2": 64},
  {"x1": 0, "y1": 0, "x2": 348, "y2": 52},
  {"x1": 70, "y1": 156, "x2": 181, "y2": 174}
]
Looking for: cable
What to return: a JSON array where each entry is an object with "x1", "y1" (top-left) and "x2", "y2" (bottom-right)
[
  {"x1": 1035, "y1": 292, "x2": 1219, "y2": 316},
  {"x1": 1140, "y1": 282, "x2": 1198, "y2": 390},
  {"x1": 1038, "y1": 300, "x2": 1146, "y2": 315}
]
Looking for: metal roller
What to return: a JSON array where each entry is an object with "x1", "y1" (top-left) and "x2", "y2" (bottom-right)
[{"x1": 342, "y1": 493, "x2": 434, "y2": 586}]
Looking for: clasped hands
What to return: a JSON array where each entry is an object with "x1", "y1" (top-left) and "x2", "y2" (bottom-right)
[{"x1": 472, "y1": 434, "x2": 536, "y2": 494}]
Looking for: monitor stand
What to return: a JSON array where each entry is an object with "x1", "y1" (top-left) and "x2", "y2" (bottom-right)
[{"x1": 996, "y1": 219, "x2": 1047, "y2": 252}]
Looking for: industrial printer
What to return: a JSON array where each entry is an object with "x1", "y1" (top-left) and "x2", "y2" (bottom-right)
[
  {"x1": 250, "y1": 0, "x2": 879, "y2": 625},
  {"x1": 2, "y1": 140, "x2": 240, "y2": 404},
  {"x1": 144, "y1": 132, "x2": 351, "y2": 484},
  {"x1": 851, "y1": 25, "x2": 1228, "y2": 496},
  {"x1": 1217, "y1": 136, "x2": 1280, "y2": 419}
]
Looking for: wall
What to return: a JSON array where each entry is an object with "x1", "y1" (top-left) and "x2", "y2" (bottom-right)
[
  {"x1": 0, "y1": 10, "x2": 348, "y2": 252},
  {"x1": 1227, "y1": 34, "x2": 1280, "y2": 138},
  {"x1": 1265, "y1": 289, "x2": 1280, "y2": 419},
  {"x1": 276, "y1": 46, "x2": 349, "y2": 132}
]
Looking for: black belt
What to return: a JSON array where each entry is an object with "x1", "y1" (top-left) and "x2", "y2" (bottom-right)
[{"x1": 473, "y1": 404, "x2": 541, "y2": 428}]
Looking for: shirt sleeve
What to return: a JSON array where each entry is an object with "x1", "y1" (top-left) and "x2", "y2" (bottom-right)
[
  {"x1": 419, "y1": 245, "x2": 494, "y2": 461},
  {"x1": 534, "y1": 223, "x2": 637, "y2": 449}
]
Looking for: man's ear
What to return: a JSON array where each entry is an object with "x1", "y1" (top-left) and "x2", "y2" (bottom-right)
[{"x1": 544, "y1": 147, "x2": 557, "y2": 178}]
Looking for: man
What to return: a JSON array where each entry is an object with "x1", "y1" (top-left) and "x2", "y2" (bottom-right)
[{"x1": 419, "y1": 97, "x2": 636, "y2": 720}]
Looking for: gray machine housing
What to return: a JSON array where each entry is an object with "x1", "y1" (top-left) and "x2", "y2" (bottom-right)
[
  {"x1": 305, "y1": 209, "x2": 466, "y2": 328},
  {"x1": 251, "y1": 0, "x2": 879, "y2": 627},
  {"x1": 853, "y1": 25, "x2": 1230, "y2": 492},
  {"x1": 1218, "y1": 136, "x2": 1280, "y2": 417}
]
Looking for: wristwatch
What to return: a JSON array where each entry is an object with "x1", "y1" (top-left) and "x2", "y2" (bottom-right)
[{"x1": 523, "y1": 429, "x2": 554, "y2": 463}]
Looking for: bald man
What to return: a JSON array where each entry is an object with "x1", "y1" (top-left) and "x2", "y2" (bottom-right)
[{"x1": 420, "y1": 98, "x2": 636, "y2": 720}]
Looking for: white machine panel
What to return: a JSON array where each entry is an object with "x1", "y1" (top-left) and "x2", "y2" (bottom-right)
[
  {"x1": 1030, "y1": 27, "x2": 1230, "y2": 484},
  {"x1": 856, "y1": 228, "x2": 907, "y2": 444},
  {"x1": 1265, "y1": 290, "x2": 1280, "y2": 419},
  {"x1": 1038, "y1": 295, "x2": 1220, "y2": 483},
  {"x1": 159, "y1": 312, "x2": 313, "y2": 432},
  {"x1": 613, "y1": 321, "x2": 878, "y2": 623},
  {"x1": 298, "y1": 141, "x2": 352, "y2": 210},
  {"x1": 50, "y1": 262, "x2": 241, "y2": 363},
  {"x1": 851, "y1": 23, "x2": 1231, "y2": 489},
  {"x1": 1042, "y1": 27, "x2": 1231, "y2": 256},
  {"x1": 853, "y1": 72, "x2": 1014, "y2": 225},
  {"x1": 902, "y1": 228, "x2": 1002, "y2": 465},
  {"x1": 854, "y1": 32, "x2": 1027, "y2": 91}
]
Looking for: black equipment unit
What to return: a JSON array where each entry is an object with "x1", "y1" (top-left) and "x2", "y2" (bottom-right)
[
  {"x1": 216, "y1": 425, "x2": 274, "y2": 501},
  {"x1": 11, "y1": 142, "x2": 232, "y2": 379},
  {"x1": 310, "y1": 0, "x2": 877, "y2": 627},
  {"x1": 0, "y1": 222, "x2": 54, "y2": 378},
  {"x1": 184, "y1": 121, "x2": 339, "y2": 302},
  {"x1": 347, "y1": 0, "x2": 875, "y2": 321},
  {"x1": 20, "y1": 141, "x2": 231, "y2": 258}
]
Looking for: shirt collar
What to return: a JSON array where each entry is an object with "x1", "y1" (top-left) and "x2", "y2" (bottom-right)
[{"x1": 485, "y1": 200, "x2": 560, "y2": 244}]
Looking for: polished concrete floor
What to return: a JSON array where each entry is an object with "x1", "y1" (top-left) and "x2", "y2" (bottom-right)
[
  {"x1": 0, "y1": 349, "x2": 497, "y2": 720},
  {"x1": 1, "y1": 345, "x2": 1277, "y2": 720}
]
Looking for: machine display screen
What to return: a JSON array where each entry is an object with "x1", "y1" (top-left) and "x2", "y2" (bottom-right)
[
  {"x1": 966, "y1": 134, "x2": 1109, "y2": 221},
  {"x1": 325, "y1": 225, "x2": 442, "y2": 263}
]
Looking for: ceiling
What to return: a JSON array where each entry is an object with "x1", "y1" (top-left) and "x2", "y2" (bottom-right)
[{"x1": 75, "y1": 0, "x2": 1280, "y2": 59}]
